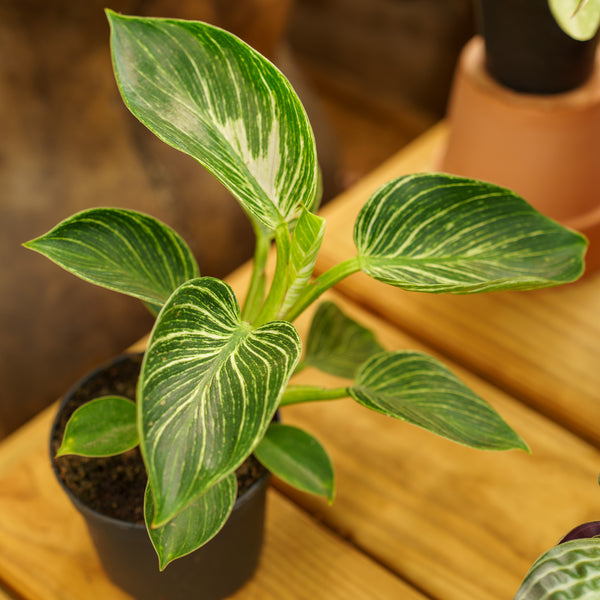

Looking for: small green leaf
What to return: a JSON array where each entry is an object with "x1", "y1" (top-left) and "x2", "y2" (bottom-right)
[
  {"x1": 145, "y1": 474, "x2": 237, "y2": 570},
  {"x1": 349, "y1": 351, "x2": 528, "y2": 451},
  {"x1": 280, "y1": 208, "x2": 326, "y2": 316},
  {"x1": 107, "y1": 11, "x2": 319, "y2": 231},
  {"x1": 255, "y1": 423, "x2": 335, "y2": 502},
  {"x1": 139, "y1": 277, "x2": 301, "y2": 527},
  {"x1": 24, "y1": 208, "x2": 199, "y2": 307},
  {"x1": 514, "y1": 538, "x2": 600, "y2": 599},
  {"x1": 301, "y1": 301, "x2": 384, "y2": 378},
  {"x1": 549, "y1": 0, "x2": 600, "y2": 40},
  {"x1": 354, "y1": 173, "x2": 587, "y2": 293},
  {"x1": 57, "y1": 396, "x2": 138, "y2": 457}
]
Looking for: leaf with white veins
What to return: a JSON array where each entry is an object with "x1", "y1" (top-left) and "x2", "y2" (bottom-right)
[
  {"x1": 355, "y1": 173, "x2": 586, "y2": 293},
  {"x1": 280, "y1": 208, "x2": 325, "y2": 315},
  {"x1": 24, "y1": 208, "x2": 199, "y2": 309},
  {"x1": 145, "y1": 474, "x2": 237, "y2": 570},
  {"x1": 514, "y1": 538, "x2": 600, "y2": 599},
  {"x1": 139, "y1": 277, "x2": 301, "y2": 527},
  {"x1": 107, "y1": 11, "x2": 319, "y2": 231},
  {"x1": 349, "y1": 351, "x2": 528, "y2": 451}
]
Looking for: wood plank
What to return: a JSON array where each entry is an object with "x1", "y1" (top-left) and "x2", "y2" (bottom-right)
[
  {"x1": 0, "y1": 586, "x2": 18, "y2": 600},
  {"x1": 277, "y1": 293, "x2": 600, "y2": 600},
  {"x1": 0, "y1": 408, "x2": 427, "y2": 600},
  {"x1": 313, "y1": 123, "x2": 600, "y2": 446}
]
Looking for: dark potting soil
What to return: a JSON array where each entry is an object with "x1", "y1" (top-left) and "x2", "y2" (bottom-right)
[{"x1": 51, "y1": 354, "x2": 267, "y2": 525}]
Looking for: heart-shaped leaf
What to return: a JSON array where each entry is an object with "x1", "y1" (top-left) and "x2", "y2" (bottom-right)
[
  {"x1": 255, "y1": 423, "x2": 335, "y2": 501},
  {"x1": 107, "y1": 11, "x2": 319, "y2": 231},
  {"x1": 349, "y1": 351, "x2": 528, "y2": 451},
  {"x1": 145, "y1": 474, "x2": 237, "y2": 570},
  {"x1": 280, "y1": 208, "x2": 325, "y2": 316},
  {"x1": 514, "y1": 538, "x2": 600, "y2": 599},
  {"x1": 139, "y1": 277, "x2": 301, "y2": 527},
  {"x1": 354, "y1": 173, "x2": 587, "y2": 293},
  {"x1": 57, "y1": 396, "x2": 138, "y2": 457},
  {"x1": 24, "y1": 208, "x2": 199, "y2": 309},
  {"x1": 301, "y1": 301, "x2": 384, "y2": 378},
  {"x1": 549, "y1": 0, "x2": 600, "y2": 40}
]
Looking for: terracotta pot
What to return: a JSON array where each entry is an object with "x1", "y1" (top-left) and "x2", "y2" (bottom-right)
[
  {"x1": 438, "y1": 36, "x2": 600, "y2": 273},
  {"x1": 476, "y1": 0, "x2": 599, "y2": 94},
  {"x1": 50, "y1": 353, "x2": 270, "y2": 600}
]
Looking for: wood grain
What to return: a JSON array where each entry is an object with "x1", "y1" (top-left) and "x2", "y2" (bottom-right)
[
  {"x1": 275, "y1": 293, "x2": 600, "y2": 600},
  {"x1": 312, "y1": 123, "x2": 600, "y2": 447},
  {"x1": 3, "y1": 121, "x2": 599, "y2": 599},
  {"x1": 0, "y1": 407, "x2": 426, "y2": 600}
]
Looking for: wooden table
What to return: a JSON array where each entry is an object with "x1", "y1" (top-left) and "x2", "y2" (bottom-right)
[{"x1": 1, "y1": 123, "x2": 600, "y2": 599}]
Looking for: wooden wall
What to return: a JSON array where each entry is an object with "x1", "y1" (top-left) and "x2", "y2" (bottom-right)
[{"x1": 288, "y1": 0, "x2": 475, "y2": 115}]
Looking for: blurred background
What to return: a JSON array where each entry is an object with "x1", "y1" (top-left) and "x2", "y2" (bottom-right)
[{"x1": 0, "y1": 0, "x2": 475, "y2": 440}]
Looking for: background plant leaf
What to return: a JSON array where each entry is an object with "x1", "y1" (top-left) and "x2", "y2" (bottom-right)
[
  {"x1": 24, "y1": 208, "x2": 199, "y2": 309},
  {"x1": 514, "y1": 538, "x2": 600, "y2": 599},
  {"x1": 549, "y1": 0, "x2": 600, "y2": 40},
  {"x1": 145, "y1": 473, "x2": 236, "y2": 570},
  {"x1": 301, "y1": 301, "x2": 384, "y2": 378},
  {"x1": 354, "y1": 173, "x2": 587, "y2": 293},
  {"x1": 349, "y1": 351, "x2": 528, "y2": 451},
  {"x1": 107, "y1": 11, "x2": 319, "y2": 231},
  {"x1": 56, "y1": 396, "x2": 138, "y2": 457},
  {"x1": 280, "y1": 208, "x2": 325, "y2": 316},
  {"x1": 139, "y1": 277, "x2": 301, "y2": 527},
  {"x1": 255, "y1": 423, "x2": 335, "y2": 501}
]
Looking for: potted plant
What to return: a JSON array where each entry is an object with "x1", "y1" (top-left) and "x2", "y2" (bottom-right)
[
  {"x1": 25, "y1": 10, "x2": 587, "y2": 600},
  {"x1": 477, "y1": 0, "x2": 600, "y2": 94},
  {"x1": 514, "y1": 514, "x2": 600, "y2": 597},
  {"x1": 439, "y1": 0, "x2": 600, "y2": 273}
]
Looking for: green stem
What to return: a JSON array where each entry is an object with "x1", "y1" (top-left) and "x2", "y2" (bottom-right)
[
  {"x1": 283, "y1": 257, "x2": 361, "y2": 322},
  {"x1": 253, "y1": 223, "x2": 291, "y2": 326},
  {"x1": 241, "y1": 227, "x2": 271, "y2": 322},
  {"x1": 280, "y1": 385, "x2": 349, "y2": 407}
]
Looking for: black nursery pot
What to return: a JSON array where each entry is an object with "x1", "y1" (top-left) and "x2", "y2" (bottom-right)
[
  {"x1": 50, "y1": 354, "x2": 270, "y2": 600},
  {"x1": 476, "y1": 0, "x2": 600, "y2": 93}
]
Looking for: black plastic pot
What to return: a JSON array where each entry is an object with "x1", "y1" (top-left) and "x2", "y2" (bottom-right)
[
  {"x1": 476, "y1": 0, "x2": 599, "y2": 93},
  {"x1": 50, "y1": 354, "x2": 269, "y2": 600}
]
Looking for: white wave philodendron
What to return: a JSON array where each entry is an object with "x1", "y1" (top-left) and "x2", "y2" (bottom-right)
[{"x1": 25, "y1": 11, "x2": 587, "y2": 570}]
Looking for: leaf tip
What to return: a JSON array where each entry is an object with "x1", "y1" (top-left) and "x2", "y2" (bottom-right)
[
  {"x1": 104, "y1": 8, "x2": 119, "y2": 21},
  {"x1": 326, "y1": 486, "x2": 336, "y2": 505},
  {"x1": 55, "y1": 442, "x2": 72, "y2": 458},
  {"x1": 157, "y1": 554, "x2": 171, "y2": 572},
  {"x1": 22, "y1": 237, "x2": 42, "y2": 252}
]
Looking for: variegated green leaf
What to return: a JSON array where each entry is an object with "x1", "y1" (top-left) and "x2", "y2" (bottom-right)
[
  {"x1": 145, "y1": 474, "x2": 237, "y2": 570},
  {"x1": 549, "y1": 0, "x2": 600, "y2": 40},
  {"x1": 280, "y1": 208, "x2": 326, "y2": 316},
  {"x1": 515, "y1": 538, "x2": 600, "y2": 599},
  {"x1": 24, "y1": 208, "x2": 199, "y2": 309},
  {"x1": 255, "y1": 423, "x2": 335, "y2": 501},
  {"x1": 56, "y1": 396, "x2": 138, "y2": 457},
  {"x1": 301, "y1": 301, "x2": 384, "y2": 378},
  {"x1": 354, "y1": 173, "x2": 587, "y2": 293},
  {"x1": 349, "y1": 351, "x2": 528, "y2": 451},
  {"x1": 139, "y1": 277, "x2": 301, "y2": 527},
  {"x1": 107, "y1": 11, "x2": 319, "y2": 231}
]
